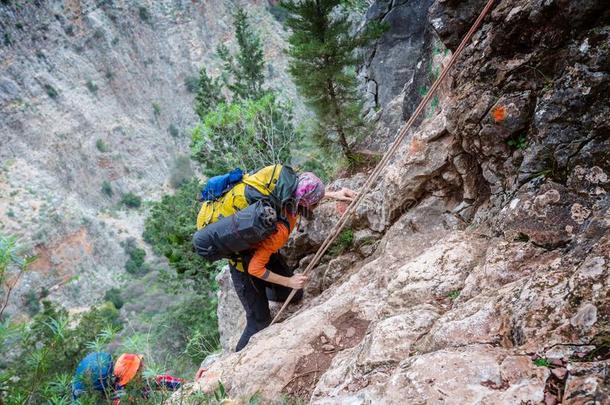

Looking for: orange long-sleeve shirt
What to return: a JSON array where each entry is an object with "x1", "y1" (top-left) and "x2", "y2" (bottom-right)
[{"x1": 247, "y1": 213, "x2": 297, "y2": 279}]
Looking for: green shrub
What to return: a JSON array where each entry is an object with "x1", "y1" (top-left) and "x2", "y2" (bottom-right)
[
  {"x1": 44, "y1": 84, "x2": 59, "y2": 99},
  {"x1": 447, "y1": 290, "x2": 460, "y2": 300},
  {"x1": 168, "y1": 123, "x2": 180, "y2": 138},
  {"x1": 123, "y1": 238, "x2": 149, "y2": 276},
  {"x1": 184, "y1": 75, "x2": 199, "y2": 93},
  {"x1": 121, "y1": 192, "x2": 142, "y2": 209},
  {"x1": 96, "y1": 138, "x2": 109, "y2": 153},
  {"x1": 138, "y1": 6, "x2": 151, "y2": 22},
  {"x1": 1, "y1": 233, "x2": 34, "y2": 320},
  {"x1": 23, "y1": 289, "x2": 41, "y2": 316},
  {"x1": 533, "y1": 358, "x2": 551, "y2": 367},
  {"x1": 328, "y1": 228, "x2": 354, "y2": 256},
  {"x1": 101, "y1": 180, "x2": 113, "y2": 197},
  {"x1": 191, "y1": 94, "x2": 299, "y2": 176},
  {"x1": 151, "y1": 294, "x2": 219, "y2": 367},
  {"x1": 152, "y1": 102, "x2": 161, "y2": 116},
  {"x1": 86, "y1": 79, "x2": 98, "y2": 94},
  {"x1": 104, "y1": 287, "x2": 124, "y2": 309},
  {"x1": 507, "y1": 133, "x2": 528, "y2": 150},
  {"x1": 143, "y1": 179, "x2": 219, "y2": 293}
]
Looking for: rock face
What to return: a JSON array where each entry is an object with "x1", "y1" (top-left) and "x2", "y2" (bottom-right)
[
  {"x1": 216, "y1": 266, "x2": 245, "y2": 352},
  {"x1": 0, "y1": 0, "x2": 293, "y2": 315},
  {"x1": 192, "y1": 0, "x2": 609, "y2": 403},
  {"x1": 360, "y1": 0, "x2": 439, "y2": 150}
]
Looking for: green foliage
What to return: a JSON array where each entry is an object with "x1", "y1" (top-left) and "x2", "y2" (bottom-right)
[
  {"x1": 101, "y1": 180, "x2": 113, "y2": 197},
  {"x1": 143, "y1": 179, "x2": 219, "y2": 293},
  {"x1": 194, "y1": 67, "x2": 224, "y2": 120},
  {"x1": 191, "y1": 93, "x2": 300, "y2": 176},
  {"x1": 184, "y1": 75, "x2": 199, "y2": 93},
  {"x1": 215, "y1": 381, "x2": 227, "y2": 402},
  {"x1": 138, "y1": 6, "x2": 151, "y2": 22},
  {"x1": 123, "y1": 238, "x2": 150, "y2": 276},
  {"x1": 217, "y1": 9, "x2": 266, "y2": 100},
  {"x1": 281, "y1": 0, "x2": 386, "y2": 159},
  {"x1": 328, "y1": 228, "x2": 354, "y2": 256},
  {"x1": 152, "y1": 294, "x2": 219, "y2": 368},
  {"x1": 121, "y1": 192, "x2": 142, "y2": 209},
  {"x1": 85, "y1": 79, "x2": 98, "y2": 94},
  {"x1": 533, "y1": 358, "x2": 551, "y2": 367},
  {"x1": 1, "y1": 233, "x2": 34, "y2": 320},
  {"x1": 95, "y1": 138, "x2": 109, "y2": 153},
  {"x1": 44, "y1": 84, "x2": 59, "y2": 99},
  {"x1": 169, "y1": 155, "x2": 194, "y2": 189},
  {"x1": 507, "y1": 133, "x2": 528, "y2": 150},
  {"x1": 168, "y1": 123, "x2": 180, "y2": 138},
  {"x1": 23, "y1": 289, "x2": 40, "y2": 316},
  {"x1": 429, "y1": 95, "x2": 440, "y2": 114},
  {"x1": 104, "y1": 287, "x2": 124, "y2": 310},
  {"x1": 447, "y1": 290, "x2": 460, "y2": 300},
  {"x1": 1, "y1": 301, "x2": 121, "y2": 403},
  {"x1": 152, "y1": 102, "x2": 161, "y2": 117}
]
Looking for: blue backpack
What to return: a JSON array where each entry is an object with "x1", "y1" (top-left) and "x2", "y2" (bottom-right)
[
  {"x1": 199, "y1": 168, "x2": 243, "y2": 201},
  {"x1": 72, "y1": 352, "x2": 114, "y2": 399}
]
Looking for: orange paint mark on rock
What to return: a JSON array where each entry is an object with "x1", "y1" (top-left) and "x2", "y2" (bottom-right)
[{"x1": 492, "y1": 105, "x2": 508, "y2": 123}]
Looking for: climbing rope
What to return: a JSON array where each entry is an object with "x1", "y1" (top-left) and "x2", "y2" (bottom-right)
[{"x1": 271, "y1": 0, "x2": 498, "y2": 325}]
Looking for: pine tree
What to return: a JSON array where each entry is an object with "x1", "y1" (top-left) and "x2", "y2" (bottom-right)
[
  {"x1": 190, "y1": 9, "x2": 299, "y2": 176},
  {"x1": 194, "y1": 67, "x2": 224, "y2": 120},
  {"x1": 281, "y1": 0, "x2": 384, "y2": 160},
  {"x1": 218, "y1": 9, "x2": 266, "y2": 100}
]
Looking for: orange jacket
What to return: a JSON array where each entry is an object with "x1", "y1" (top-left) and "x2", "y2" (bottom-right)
[{"x1": 248, "y1": 213, "x2": 297, "y2": 279}]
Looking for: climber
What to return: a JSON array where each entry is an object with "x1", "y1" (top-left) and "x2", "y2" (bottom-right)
[
  {"x1": 72, "y1": 352, "x2": 182, "y2": 402},
  {"x1": 193, "y1": 166, "x2": 354, "y2": 379}
]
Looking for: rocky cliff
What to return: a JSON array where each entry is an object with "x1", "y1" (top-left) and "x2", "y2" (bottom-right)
[
  {"x1": 195, "y1": 0, "x2": 609, "y2": 403},
  {"x1": 0, "y1": 0, "x2": 293, "y2": 317}
]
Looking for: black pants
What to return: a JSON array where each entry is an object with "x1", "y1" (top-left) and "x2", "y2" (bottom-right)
[{"x1": 230, "y1": 253, "x2": 303, "y2": 352}]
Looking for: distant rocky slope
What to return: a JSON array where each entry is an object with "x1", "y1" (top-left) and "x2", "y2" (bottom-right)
[
  {"x1": 0, "y1": 0, "x2": 293, "y2": 317},
  {"x1": 195, "y1": 0, "x2": 609, "y2": 403}
]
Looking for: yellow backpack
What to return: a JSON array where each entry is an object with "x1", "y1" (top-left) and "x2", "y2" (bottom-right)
[{"x1": 196, "y1": 164, "x2": 298, "y2": 230}]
